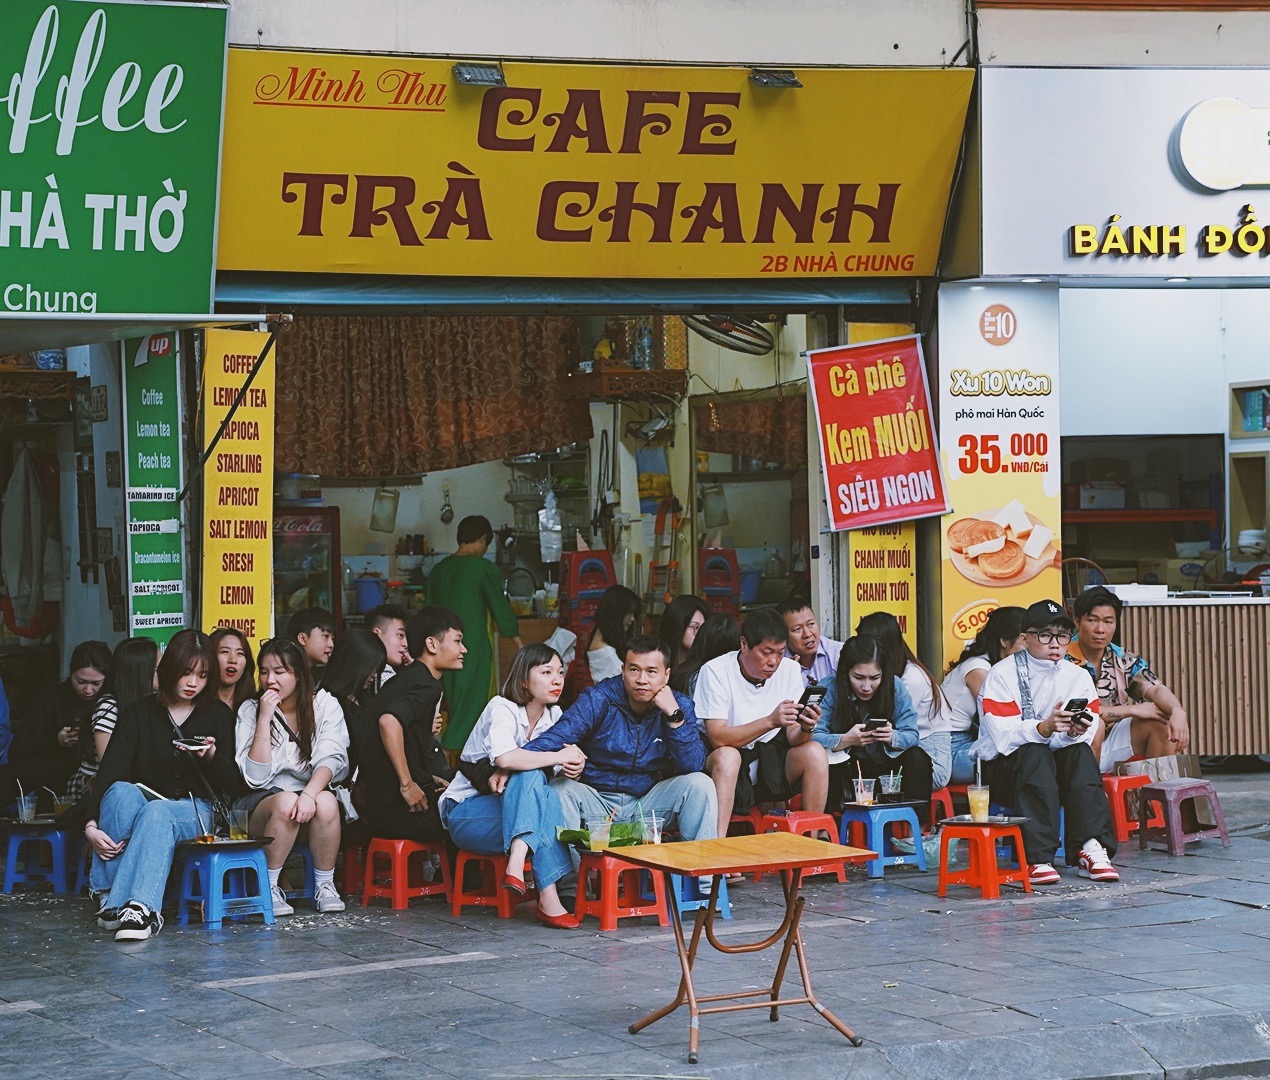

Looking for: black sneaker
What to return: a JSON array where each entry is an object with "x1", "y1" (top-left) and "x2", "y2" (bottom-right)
[
  {"x1": 94, "y1": 893, "x2": 123, "y2": 930},
  {"x1": 114, "y1": 902, "x2": 162, "y2": 942}
]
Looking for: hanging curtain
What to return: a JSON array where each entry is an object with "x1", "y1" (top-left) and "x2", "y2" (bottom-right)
[
  {"x1": 274, "y1": 315, "x2": 590, "y2": 476},
  {"x1": 694, "y1": 392, "x2": 807, "y2": 469}
]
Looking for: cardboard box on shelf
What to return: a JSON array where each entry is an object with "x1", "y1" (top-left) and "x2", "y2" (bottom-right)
[
  {"x1": 1079, "y1": 482, "x2": 1127, "y2": 509},
  {"x1": 1137, "y1": 557, "x2": 1213, "y2": 590}
]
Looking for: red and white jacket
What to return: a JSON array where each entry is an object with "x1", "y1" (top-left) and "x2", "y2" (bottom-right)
[{"x1": 972, "y1": 651, "x2": 1099, "y2": 761}]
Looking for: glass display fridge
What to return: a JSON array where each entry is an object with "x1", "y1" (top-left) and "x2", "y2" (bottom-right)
[{"x1": 273, "y1": 507, "x2": 342, "y2": 627}]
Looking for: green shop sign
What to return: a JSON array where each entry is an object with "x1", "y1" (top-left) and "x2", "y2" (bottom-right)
[
  {"x1": 0, "y1": 1, "x2": 227, "y2": 316},
  {"x1": 122, "y1": 334, "x2": 185, "y2": 643}
]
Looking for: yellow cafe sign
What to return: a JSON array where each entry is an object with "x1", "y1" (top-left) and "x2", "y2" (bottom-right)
[{"x1": 216, "y1": 52, "x2": 973, "y2": 279}]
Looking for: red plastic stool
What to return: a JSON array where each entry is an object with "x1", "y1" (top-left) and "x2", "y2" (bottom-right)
[
  {"x1": 758, "y1": 811, "x2": 846, "y2": 882},
  {"x1": 938, "y1": 822, "x2": 1032, "y2": 899},
  {"x1": 1138, "y1": 778, "x2": 1231, "y2": 856},
  {"x1": 451, "y1": 851, "x2": 536, "y2": 918},
  {"x1": 361, "y1": 838, "x2": 452, "y2": 909},
  {"x1": 946, "y1": 784, "x2": 969, "y2": 811},
  {"x1": 930, "y1": 787, "x2": 954, "y2": 823},
  {"x1": 574, "y1": 851, "x2": 669, "y2": 931},
  {"x1": 341, "y1": 844, "x2": 366, "y2": 896},
  {"x1": 727, "y1": 807, "x2": 765, "y2": 836},
  {"x1": 1102, "y1": 774, "x2": 1159, "y2": 844}
]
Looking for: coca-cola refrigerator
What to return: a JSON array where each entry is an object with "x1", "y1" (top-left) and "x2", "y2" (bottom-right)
[{"x1": 273, "y1": 507, "x2": 342, "y2": 629}]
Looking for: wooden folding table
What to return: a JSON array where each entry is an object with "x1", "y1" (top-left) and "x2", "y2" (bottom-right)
[{"x1": 615, "y1": 832, "x2": 876, "y2": 1063}]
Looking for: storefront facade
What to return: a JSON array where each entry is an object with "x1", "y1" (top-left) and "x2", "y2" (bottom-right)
[
  {"x1": 0, "y1": 0, "x2": 230, "y2": 675},
  {"x1": 212, "y1": 48, "x2": 973, "y2": 648},
  {"x1": 938, "y1": 66, "x2": 1270, "y2": 753}
]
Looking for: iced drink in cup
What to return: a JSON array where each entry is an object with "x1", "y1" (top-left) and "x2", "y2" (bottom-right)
[
  {"x1": 229, "y1": 808, "x2": 250, "y2": 840},
  {"x1": 852, "y1": 778, "x2": 875, "y2": 806},
  {"x1": 967, "y1": 784, "x2": 991, "y2": 823},
  {"x1": 878, "y1": 773, "x2": 903, "y2": 802},
  {"x1": 16, "y1": 793, "x2": 37, "y2": 822},
  {"x1": 586, "y1": 819, "x2": 611, "y2": 851}
]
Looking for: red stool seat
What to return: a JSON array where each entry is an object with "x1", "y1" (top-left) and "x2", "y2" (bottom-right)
[
  {"x1": 1102, "y1": 774, "x2": 1160, "y2": 844},
  {"x1": 930, "y1": 787, "x2": 954, "y2": 824},
  {"x1": 1138, "y1": 778, "x2": 1231, "y2": 856},
  {"x1": 451, "y1": 851, "x2": 536, "y2": 918},
  {"x1": 361, "y1": 838, "x2": 452, "y2": 909},
  {"x1": 938, "y1": 822, "x2": 1032, "y2": 900},
  {"x1": 758, "y1": 810, "x2": 846, "y2": 882},
  {"x1": 727, "y1": 807, "x2": 765, "y2": 836},
  {"x1": 574, "y1": 851, "x2": 669, "y2": 931},
  {"x1": 341, "y1": 844, "x2": 366, "y2": 897}
]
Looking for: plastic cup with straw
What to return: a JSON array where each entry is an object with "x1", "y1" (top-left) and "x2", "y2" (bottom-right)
[
  {"x1": 15, "y1": 778, "x2": 36, "y2": 822},
  {"x1": 968, "y1": 759, "x2": 990, "y2": 823}
]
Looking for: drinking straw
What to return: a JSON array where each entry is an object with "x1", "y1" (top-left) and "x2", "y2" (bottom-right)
[
  {"x1": 856, "y1": 761, "x2": 863, "y2": 780},
  {"x1": 190, "y1": 794, "x2": 207, "y2": 839},
  {"x1": 43, "y1": 787, "x2": 58, "y2": 800},
  {"x1": 15, "y1": 778, "x2": 24, "y2": 800},
  {"x1": 976, "y1": 758, "x2": 982, "y2": 787}
]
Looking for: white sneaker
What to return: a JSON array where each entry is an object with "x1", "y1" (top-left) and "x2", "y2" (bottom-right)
[
  {"x1": 1028, "y1": 862, "x2": 1061, "y2": 886},
  {"x1": 314, "y1": 881, "x2": 346, "y2": 913},
  {"x1": 1078, "y1": 839, "x2": 1119, "y2": 882},
  {"x1": 271, "y1": 884, "x2": 295, "y2": 916}
]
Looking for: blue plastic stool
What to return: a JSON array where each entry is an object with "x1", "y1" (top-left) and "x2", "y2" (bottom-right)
[
  {"x1": 282, "y1": 840, "x2": 317, "y2": 905},
  {"x1": 176, "y1": 843, "x2": 276, "y2": 929},
  {"x1": 839, "y1": 805, "x2": 928, "y2": 879},
  {"x1": 644, "y1": 872, "x2": 733, "y2": 920},
  {"x1": 3, "y1": 824, "x2": 72, "y2": 894}
]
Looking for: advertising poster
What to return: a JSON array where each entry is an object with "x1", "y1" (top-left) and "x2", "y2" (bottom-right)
[
  {"x1": 201, "y1": 330, "x2": 275, "y2": 648},
  {"x1": 0, "y1": 1, "x2": 228, "y2": 314},
  {"x1": 807, "y1": 335, "x2": 948, "y2": 532},
  {"x1": 937, "y1": 284, "x2": 1062, "y2": 664},
  {"x1": 219, "y1": 53, "x2": 972, "y2": 279},
  {"x1": 121, "y1": 334, "x2": 186, "y2": 643},
  {"x1": 850, "y1": 521, "x2": 917, "y2": 652}
]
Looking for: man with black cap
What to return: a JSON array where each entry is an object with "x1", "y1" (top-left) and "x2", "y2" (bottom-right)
[{"x1": 974, "y1": 599, "x2": 1118, "y2": 886}]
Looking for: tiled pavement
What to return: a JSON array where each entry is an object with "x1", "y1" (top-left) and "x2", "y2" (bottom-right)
[{"x1": 2, "y1": 773, "x2": 1269, "y2": 1080}]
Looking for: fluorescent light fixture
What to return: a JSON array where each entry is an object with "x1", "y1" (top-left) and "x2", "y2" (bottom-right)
[
  {"x1": 453, "y1": 63, "x2": 506, "y2": 87},
  {"x1": 750, "y1": 68, "x2": 802, "y2": 89},
  {"x1": 1020, "y1": 277, "x2": 1043, "y2": 283},
  {"x1": 1165, "y1": 277, "x2": 1190, "y2": 283}
]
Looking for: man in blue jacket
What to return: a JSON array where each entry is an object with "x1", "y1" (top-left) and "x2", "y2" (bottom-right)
[{"x1": 522, "y1": 633, "x2": 717, "y2": 842}]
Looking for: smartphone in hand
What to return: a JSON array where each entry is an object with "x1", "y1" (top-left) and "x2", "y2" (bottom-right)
[{"x1": 795, "y1": 685, "x2": 827, "y2": 728}]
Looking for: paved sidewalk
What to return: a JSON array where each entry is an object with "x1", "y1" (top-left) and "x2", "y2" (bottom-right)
[{"x1": 1, "y1": 773, "x2": 1268, "y2": 1080}]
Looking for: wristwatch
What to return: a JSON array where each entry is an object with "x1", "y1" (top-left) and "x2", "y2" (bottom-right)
[{"x1": 665, "y1": 708, "x2": 686, "y2": 728}]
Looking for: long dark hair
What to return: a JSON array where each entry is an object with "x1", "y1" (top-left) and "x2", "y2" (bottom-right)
[
  {"x1": 156, "y1": 630, "x2": 214, "y2": 705},
  {"x1": 79, "y1": 637, "x2": 158, "y2": 747},
  {"x1": 258, "y1": 638, "x2": 317, "y2": 763},
  {"x1": 856, "y1": 611, "x2": 944, "y2": 722},
  {"x1": 947, "y1": 605, "x2": 1028, "y2": 672},
  {"x1": 835, "y1": 634, "x2": 896, "y2": 721},
  {"x1": 321, "y1": 629, "x2": 386, "y2": 707},
  {"x1": 670, "y1": 614, "x2": 740, "y2": 693},
  {"x1": 590, "y1": 584, "x2": 642, "y2": 657},
  {"x1": 210, "y1": 627, "x2": 257, "y2": 712},
  {"x1": 659, "y1": 595, "x2": 709, "y2": 665}
]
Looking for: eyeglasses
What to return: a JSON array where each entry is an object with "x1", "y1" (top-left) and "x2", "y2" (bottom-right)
[{"x1": 1028, "y1": 630, "x2": 1073, "y2": 645}]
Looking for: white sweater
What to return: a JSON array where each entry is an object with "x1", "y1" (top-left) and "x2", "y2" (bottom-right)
[
  {"x1": 973, "y1": 651, "x2": 1099, "y2": 761},
  {"x1": 235, "y1": 689, "x2": 350, "y2": 790}
]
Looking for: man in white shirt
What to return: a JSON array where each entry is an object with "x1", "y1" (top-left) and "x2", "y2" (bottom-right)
[
  {"x1": 777, "y1": 598, "x2": 843, "y2": 687},
  {"x1": 694, "y1": 609, "x2": 829, "y2": 839},
  {"x1": 976, "y1": 599, "x2": 1118, "y2": 887}
]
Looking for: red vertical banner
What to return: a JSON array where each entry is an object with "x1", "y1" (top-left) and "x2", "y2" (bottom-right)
[{"x1": 806, "y1": 335, "x2": 949, "y2": 531}]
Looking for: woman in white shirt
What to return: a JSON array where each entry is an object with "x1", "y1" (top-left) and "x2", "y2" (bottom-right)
[
  {"x1": 940, "y1": 606, "x2": 1027, "y2": 784},
  {"x1": 235, "y1": 638, "x2": 350, "y2": 917},
  {"x1": 586, "y1": 585, "x2": 642, "y2": 682},
  {"x1": 439, "y1": 644, "x2": 586, "y2": 930}
]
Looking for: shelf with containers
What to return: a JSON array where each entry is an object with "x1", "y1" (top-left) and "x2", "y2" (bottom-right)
[{"x1": 504, "y1": 445, "x2": 592, "y2": 582}]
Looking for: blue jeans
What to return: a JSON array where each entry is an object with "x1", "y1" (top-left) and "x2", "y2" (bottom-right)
[
  {"x1": 920, "y1": 731, "x2": 953, "y2": 790},
  {"x1": 439, "y1": 769, "x2": 572, "y2": 890},
  {"x1": 950, "y1": 731, "x2": 977, "y2": 785},
  {"x1": 91, "y1": 782, "x2": 212, "y2": 913},
  {"x1": 550, "y1": 773, "x2": 718, "y2": 842}
]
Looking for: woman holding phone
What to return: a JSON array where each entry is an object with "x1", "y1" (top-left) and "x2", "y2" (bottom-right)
[
  {"x1": 83, "y1": 630, "x2": 239, "y2": 942},
  {"x1": 811, "y1": 635, "x2": 928, "y2": 813}
]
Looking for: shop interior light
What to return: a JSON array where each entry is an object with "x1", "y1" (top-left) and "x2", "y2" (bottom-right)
[
  {"x1": 1166, "y1": 277, "x2": 1190, "y2": 283},
  {"x1": 453, "y1": 63, "x2": 506, "y2": 87},
  {"x1": 750, "y1": 68, "x2": 802, "y2": 89},
  {"x1": 1020, "y1": 277, "x2": 1043, "y2": 283}
]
